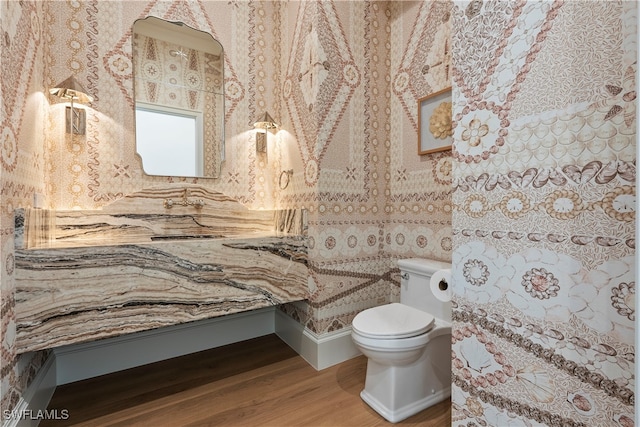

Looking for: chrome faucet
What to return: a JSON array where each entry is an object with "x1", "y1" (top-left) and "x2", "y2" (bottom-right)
[{"x1": 163, "y1": 189, "x2": 205, "y2": 209}]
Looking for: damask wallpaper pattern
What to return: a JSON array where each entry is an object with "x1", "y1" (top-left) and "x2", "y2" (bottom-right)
[{"x1": 450, "y1": 1, "x2": 636, "y2": 425}]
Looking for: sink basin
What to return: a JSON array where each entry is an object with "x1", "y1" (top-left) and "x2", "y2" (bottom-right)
[{"x1": 150, "y1": 234, "x2": 224, "y2": 241}]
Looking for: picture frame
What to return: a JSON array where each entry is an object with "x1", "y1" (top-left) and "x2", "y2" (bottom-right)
[{"x1": 418, "y1": 87, "x2": 452, "y2": 155}]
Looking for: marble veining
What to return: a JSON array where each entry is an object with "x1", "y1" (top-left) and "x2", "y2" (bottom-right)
[
  {"x1": 14, "y1": 186, "x2": 308, "y2": 353},
  {"x1": 15, "y1": 185, "x2": 307, "y2": 249}
]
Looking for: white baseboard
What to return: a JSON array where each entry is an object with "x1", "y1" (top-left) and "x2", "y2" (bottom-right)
[
  {"x1": 54, "y1": 307, "x2": 276, "y2": 385},
  {"x1": 275, "y1": 310, "x2": 361, "y2": 370}
]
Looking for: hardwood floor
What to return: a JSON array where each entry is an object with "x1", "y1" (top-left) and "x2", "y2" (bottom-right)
[{"x1": 42, "y1": 334, "x2": 451, "y2": 426}]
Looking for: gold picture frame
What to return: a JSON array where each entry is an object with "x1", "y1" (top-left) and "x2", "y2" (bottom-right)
[{"x1": 418, "y1": 87, "x2": 452, "y2": 155}]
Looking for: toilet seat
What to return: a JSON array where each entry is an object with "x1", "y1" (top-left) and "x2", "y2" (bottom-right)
[{"x1": 352, "y1": 303, "x2": 434, "y2": 339}]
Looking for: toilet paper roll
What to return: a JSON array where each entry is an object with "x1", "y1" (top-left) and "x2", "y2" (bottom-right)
[{"x1": 430, "y1": 269, "x2": 452, "y2": 302}]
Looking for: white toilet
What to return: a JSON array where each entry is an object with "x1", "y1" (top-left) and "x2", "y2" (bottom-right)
[{"x1": 351, "y1": 258, "x2": 452, "y2": 423}]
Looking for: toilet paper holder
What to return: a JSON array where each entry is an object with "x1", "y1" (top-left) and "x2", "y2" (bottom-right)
[{"x1": 402, "y1": 273, "x2": 448, "y2": 291}]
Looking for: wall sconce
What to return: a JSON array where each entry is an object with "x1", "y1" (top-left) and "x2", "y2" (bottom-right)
[
  {"x1": 49, "y1": 76, "x2": 93, "y2": 135},
  {"x1": 253, "y1": 112, "x2": 278, "y2": 154}
]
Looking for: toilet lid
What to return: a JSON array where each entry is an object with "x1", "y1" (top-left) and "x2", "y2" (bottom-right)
[{"x1": 352, "y1": 303, "x2": 435, "y2": 339}]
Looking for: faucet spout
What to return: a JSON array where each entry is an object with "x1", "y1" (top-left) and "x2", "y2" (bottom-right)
[{"x1": 163, "y1": 188, "x2": 205, "y2": 209}]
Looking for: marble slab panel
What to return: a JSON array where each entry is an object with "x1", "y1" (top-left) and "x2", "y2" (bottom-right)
[
  {"x1": 14, "y1": 185, "x2": 309, "y2": 353},
  {"x1": 14, "y1": 235, "x2": 308, "y2": 353},
  {"x1": 15, "y1": 185, "x2": 306, "y2": 249}
]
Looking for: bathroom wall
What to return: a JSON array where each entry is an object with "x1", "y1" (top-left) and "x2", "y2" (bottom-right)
[
  {"x1": 43, "y1": 0, "x2": 279, "y2": 209},
  {"x1": 276, "y1": 0, "x2": 453, "y2": 334},
  {"x1": 33, "y1": 0, "x2": 451, "y2": 335},
  {"x1": 450, "y1": 1, "x2": 636, "y2": 426},
  {"x1": 1, "y1": 0, "x2": 52, "y2": 414},
  {"x1": 1, "y1": 0, "x2": 450, "y2": 415},
  {"x1": 40, "y1": 0, "x2": 453, "y2": 336}
]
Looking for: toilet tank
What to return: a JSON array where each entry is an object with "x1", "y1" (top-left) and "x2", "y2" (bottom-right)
[{"x1": 398, "y1": 258, "x2": 451, "y2": 321}]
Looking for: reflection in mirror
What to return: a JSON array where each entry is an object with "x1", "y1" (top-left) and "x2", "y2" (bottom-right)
[{"x1": 133, "y1": 16, "x2": 224, "y2": 178}]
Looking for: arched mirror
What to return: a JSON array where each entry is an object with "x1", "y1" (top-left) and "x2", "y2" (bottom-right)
[{"x1": 132, "y1": 16, "x2": 224, "y2": 178}]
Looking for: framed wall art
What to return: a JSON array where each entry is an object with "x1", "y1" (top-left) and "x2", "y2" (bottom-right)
[{"x1": 418, "y1": 87, "x2": 452, "y2": 155}]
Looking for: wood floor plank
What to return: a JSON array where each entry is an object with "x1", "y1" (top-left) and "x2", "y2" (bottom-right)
[{"x1": 42, "y1": 334, "x2": 451, "y2": 426}]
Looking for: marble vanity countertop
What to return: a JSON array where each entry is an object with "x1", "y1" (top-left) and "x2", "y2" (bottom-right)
[{"x1": 14, "y1": 233, "x2": 308, "y2": 353}]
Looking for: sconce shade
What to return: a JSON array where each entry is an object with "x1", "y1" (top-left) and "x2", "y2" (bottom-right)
[
  {"x1": 253, "y1": 112, "x2": 278, "y2": 130},
  {"x1": 254, "y1": 112, "x2": 277, "y2": 155},
  {"x1": 50, "y1": 76, "x2": 92, "y2": 135},
  {"x1": 49, "y1": 76, "x2": 93, "y2": 104}
]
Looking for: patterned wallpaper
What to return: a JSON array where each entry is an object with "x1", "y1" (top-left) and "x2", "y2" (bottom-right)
[
  {"x1": 1, "y1": 0, "x2": 50, "y2": 414},
  {"x1": 278, "y1": 0, "x2": 453, "y2": 333},
  {"x1": 1, "y1": 0, "x2": 450, "y2": 414},
  {"x1": 4, "y1": 1, "x2": 634, "y2": 425},
  {"x1": 450, "y1": 1, "x2": 636, "y2": 426}
]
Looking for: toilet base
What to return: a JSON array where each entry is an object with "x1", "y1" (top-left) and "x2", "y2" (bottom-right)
[
  {"x1": 358, "y1": 333, "x2": 451, "y2": 423},
  {"x1": 361, "y1": 386, "x2": 450, "y2": 424}
]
